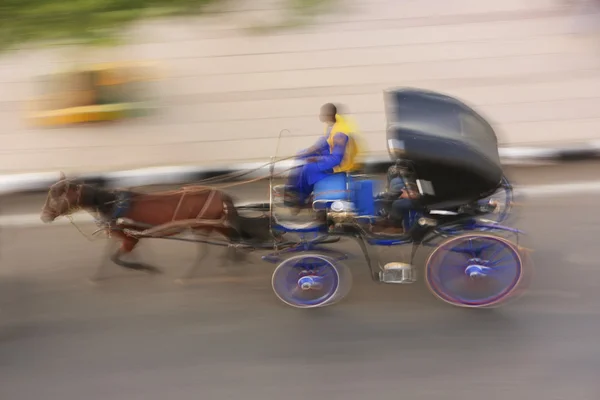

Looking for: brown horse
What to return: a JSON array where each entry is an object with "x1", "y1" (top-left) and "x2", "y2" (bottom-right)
[{"x1": 40, "y1": 172, "x2": 257, "y2": 281}]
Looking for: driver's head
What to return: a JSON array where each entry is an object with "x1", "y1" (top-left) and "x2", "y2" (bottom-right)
[{"x1": 319, "y1": 103, "x2": 337, "y2": 124}]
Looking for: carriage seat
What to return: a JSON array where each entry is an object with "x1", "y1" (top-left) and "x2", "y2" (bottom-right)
[{"x1": 312, "y1": 173, "x2": 375, "y2": 216}]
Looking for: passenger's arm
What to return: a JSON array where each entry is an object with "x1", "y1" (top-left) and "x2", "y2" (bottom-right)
[{"x1": 400, "y1": 183, "x2": 420, "y2": 200}]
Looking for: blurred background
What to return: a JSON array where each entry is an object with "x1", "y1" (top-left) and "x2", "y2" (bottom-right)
[
  {"x1": 1, "y1": 1, "x2": 600, "y2": 399},
  {"x1": 1, "y1": 0, "x2": 600, "y2": 173}
]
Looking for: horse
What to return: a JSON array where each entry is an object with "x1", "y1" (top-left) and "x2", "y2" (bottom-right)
[{"x1": 39, "y1": 172, "x2": 273, "y2": 281}]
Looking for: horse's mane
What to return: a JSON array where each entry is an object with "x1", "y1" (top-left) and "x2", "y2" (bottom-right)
[{"x1": 79, "y1": 184, "x2": 135, "y2": 215}]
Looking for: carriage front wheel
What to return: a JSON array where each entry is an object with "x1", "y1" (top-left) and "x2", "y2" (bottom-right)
[
  {"x1": 271, "y1": 254, "x2": 352, "y2": 308},
  {"x1": 425, "y1": 233, "x2": 524, "y2": 308}
]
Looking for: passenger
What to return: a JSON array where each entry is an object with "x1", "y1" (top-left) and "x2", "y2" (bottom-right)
[
  {"x1": 388, "y1": 178, "x2": 419, "y2": 232},
  {"x1": 284, "y1": 103, "x2": 363, "y2": 209},
  {"x1": 373, "y1": 164, "x2": 419, "y2": 234}
]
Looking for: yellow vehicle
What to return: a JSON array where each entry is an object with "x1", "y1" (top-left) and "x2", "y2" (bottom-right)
[{"x1": 28, "y1": 61, "x2": 159, "y2": 127}]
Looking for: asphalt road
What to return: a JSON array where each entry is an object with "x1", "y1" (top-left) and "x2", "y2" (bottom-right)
[{"x1": 1, "y1": 163, "x2": 599, "y2": 399}]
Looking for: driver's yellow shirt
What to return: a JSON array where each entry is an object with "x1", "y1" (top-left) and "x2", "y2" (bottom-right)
[{"x1": 325, "y1": 114, "x2": 365, "y2": 173}]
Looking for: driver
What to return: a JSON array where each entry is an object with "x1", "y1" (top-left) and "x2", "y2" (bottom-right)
[{"x1": 284, "y1": 103, "x2": 363, "y2": 209}]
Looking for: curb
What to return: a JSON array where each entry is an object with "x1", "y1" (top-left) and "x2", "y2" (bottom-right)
[{"x1": 1, "y1": 144, "x2": 599, "y2": 195}]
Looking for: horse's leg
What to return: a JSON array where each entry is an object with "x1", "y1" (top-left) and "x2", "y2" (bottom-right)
[
  {"x1": 218, "y1": 226, "x2": 250, "y2": 266},
  {"x1": 90, "y1": 238, "x2": 118, "y2": 282},
  {"x1": 111, "y1": 237, "x2": 162, "y2": 274},
  {"x1": 222, "y1": 243, "x2": 249, "y2": 267},
  {"x1": 177, "y1": 230, "x2": 211, "y2": 282}
]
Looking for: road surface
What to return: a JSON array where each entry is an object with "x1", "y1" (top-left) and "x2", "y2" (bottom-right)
[{"x1": 0, "y1": 163, "x2": 599, "y2": 399}]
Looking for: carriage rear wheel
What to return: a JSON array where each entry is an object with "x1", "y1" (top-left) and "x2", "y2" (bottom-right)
[
  {"x1": 271, "y1": 254, "x2": 352, "y2": 308},
  {"x1": 425, "y1": 233, "x2": 523, "y2": 308}
]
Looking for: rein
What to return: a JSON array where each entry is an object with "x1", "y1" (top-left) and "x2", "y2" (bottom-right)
[
  {"x1": 184, "y1": 154, "x2": 297, "y2": 186},
  {"x1": 132, "y1": 156, "x2": 299, "y2": 197},
  {"x1": 45, "y1": 157, "x2": 301, "y2": 241},
  {"x1": 123, "y1": 165, "x2": 299, "y2": 203}
]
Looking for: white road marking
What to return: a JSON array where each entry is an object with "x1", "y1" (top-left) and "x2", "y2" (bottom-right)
[
  {"x1": 0, "y1": 212, "x2": 96, "y2": 227},
  {"x1": 523, "y1": 290, "x2": 582, "y2": 300},
  {"x1": 564, "y1": 253, "x2": 600, "y2": 269},
  {"x1": 518, "y1": 180, "x2": 600, "y2": 197},
  {"x1": 3, "y1": 180, "x2": 600, "y2": 228}
]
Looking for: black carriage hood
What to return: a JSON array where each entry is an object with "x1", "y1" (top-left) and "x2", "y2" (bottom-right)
[{"x1": 383, "y1": 87, "x2": 503, "y2": 207}]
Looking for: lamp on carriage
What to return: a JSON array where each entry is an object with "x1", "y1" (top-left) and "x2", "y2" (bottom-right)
[{"x1": 387, "y1": 138, "x2": 406, "y2": 159}]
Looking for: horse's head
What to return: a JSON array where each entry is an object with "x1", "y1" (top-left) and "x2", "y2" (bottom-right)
[{"x1": 40, "y1": 172, "x2": 83, "y2": 223}]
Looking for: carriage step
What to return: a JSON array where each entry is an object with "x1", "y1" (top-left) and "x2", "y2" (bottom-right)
[{"x1": 379, "y1": 262, "x2": 417, "y2": 284}]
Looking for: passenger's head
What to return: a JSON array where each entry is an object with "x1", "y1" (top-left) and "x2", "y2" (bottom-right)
[{"x1": 319, "y1": 103, "x2": 337, "y2": 124}]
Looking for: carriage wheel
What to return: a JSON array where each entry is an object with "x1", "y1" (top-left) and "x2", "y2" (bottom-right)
[
  {"x1": 425, "y1": 233, "x2": 523, "y2": 308},
  {"x1": 271, "y1": 254, "x2": 352, "y2": 308}
]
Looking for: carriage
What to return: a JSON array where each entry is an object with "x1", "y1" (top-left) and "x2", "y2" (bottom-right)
[
  {"x1": 41, "y1": 87, "x2": 528, "y2": 310},
  {"x1": 233, "y1": 87, "x2": 526, "y2": 309}
]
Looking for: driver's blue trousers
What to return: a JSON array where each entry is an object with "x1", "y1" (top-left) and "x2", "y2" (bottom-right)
[{"x1": 286, "y1": 162, "x2": 333, "y2": 205}]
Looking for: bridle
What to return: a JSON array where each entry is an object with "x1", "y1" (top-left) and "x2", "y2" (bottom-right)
[
  {"x1": 42, "y1": 179, "x2": 110, "y2": 241},
  {"x1": 42, "y1": 179, "x2": 85, "y2": 219}
]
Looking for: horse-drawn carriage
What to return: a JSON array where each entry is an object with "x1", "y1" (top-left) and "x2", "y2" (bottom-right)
[{"x1": 41, "y1": 88, "x2": 528, "y2": 310}]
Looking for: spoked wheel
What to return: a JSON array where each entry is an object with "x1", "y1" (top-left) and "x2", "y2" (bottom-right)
[
  {"x1": 271, "y1": 254, "x2": 352, "y2": 308},
  {"x1": 425, "y1": 233, "x2": 523, "y2": 308}
]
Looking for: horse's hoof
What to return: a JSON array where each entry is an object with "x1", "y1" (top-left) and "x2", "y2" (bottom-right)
[
  {"x1": 175, "y1": 277, "x2": 203, "y2": 286},
  {"x1": 88, "y1": 275, "x2": 111, "y2": 285},
  {"x1": 144, "y1": 266, "x2": 163, "y2": 275},
  {"x1": 175, "y1": 278, "x2": 197, "y2": 286},
  {"x1": 87, "y1": 278, "x2": 101, "y2": 286}
]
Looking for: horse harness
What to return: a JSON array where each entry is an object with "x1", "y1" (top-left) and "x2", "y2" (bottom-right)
[
  {"x1": 172, "y1": 187, "x2": 218, "y2": 222},
  {"x1": 121, "y1": 187, "x2": 230, "y2": 239}
]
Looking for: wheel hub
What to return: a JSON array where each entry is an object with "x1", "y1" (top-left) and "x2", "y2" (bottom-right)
[
  {"x1": 298, "y1": 275, "x2": 322, "y2": 290},
  {"x1": 465, "y1": 259, "x2": 492, "y2": 278}
]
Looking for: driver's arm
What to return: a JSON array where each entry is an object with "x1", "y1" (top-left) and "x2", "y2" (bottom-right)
[
  {"x1": 312, "y1": 132, "x2": 348, "y2": 171},
  {"x1": 298, "y1": 136, "x2": 329, "y2": 158}
]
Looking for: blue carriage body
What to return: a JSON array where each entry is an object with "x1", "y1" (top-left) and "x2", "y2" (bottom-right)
[
  {"x1": 263, "y1": 87, "x2": 526, "y2": 309},
  {"x1": 312, "y1": 173, "x2": 375, "y2": 217}
]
